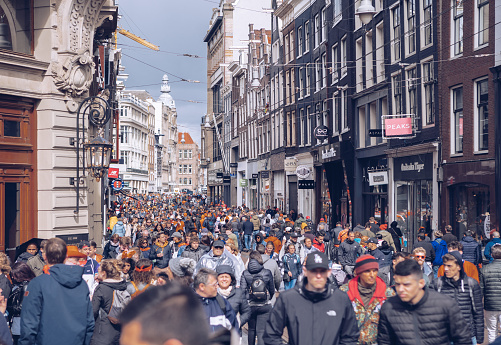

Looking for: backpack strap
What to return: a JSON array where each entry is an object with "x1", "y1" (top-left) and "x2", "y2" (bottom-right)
[
  {"x1": 215, "y1": 294, "x2": 227, "y2": 315},
  {"x1": 436, "y1": 277, "x2": 443, "y2": 292}
]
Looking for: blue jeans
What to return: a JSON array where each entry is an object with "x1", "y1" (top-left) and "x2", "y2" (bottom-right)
[
  {"x1": 284, "y1": 279, "x2": 297, "y2": 290},
  {"x1": 244, "y1": 235, "x2": 252, "y2": 250},
  {"x1": 433, "y1": 265, "x2": 440, "y2": 278}
]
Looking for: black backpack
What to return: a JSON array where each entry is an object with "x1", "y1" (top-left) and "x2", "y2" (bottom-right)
[
  {"x1": 249, "y1": 274, "x2": 267, "y2": 302},
  {"x1": 7, "y1": 282, "x2": 28, "y2": 320}
]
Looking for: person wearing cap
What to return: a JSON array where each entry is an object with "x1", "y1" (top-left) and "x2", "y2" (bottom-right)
[
  {"x1": 339, "y1": 231, "x2": 364, "y2": 278},
  {"x1": 432, "y1": 252, "x2": 484, "y2": 344},
  {"x1": 216, "y1": 265, "x2": 251, "y2": 331},
  {"x1": 167, "y1": 257, "x2": 196, "y2": 286},
  {"x1": 378, "y1": 259, "x2": 472, "y2": 345},
  {"x1": 264, "y1": 251, "x2": 359, "y2": 345},
  {"x1": 170, "y1": 232, "x2": 186, "y2": 259},
  {"x1": 339, "y1": 255, "x2": 395, "y2": 345},
  {"x1": 19, "y1": 238, "x2": 94, "y2": 345},
  {"x1": 279, "y1": 232, "x2": 305, "y2": 263},
  {"x1": 194, "y1": 240, "x2": 235, "y2": 275}
]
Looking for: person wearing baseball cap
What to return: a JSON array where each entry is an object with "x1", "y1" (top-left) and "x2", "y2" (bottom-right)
[
  {"x1": 194, "y1": 239, "x2": 235, "y2": 275},
  {"x1": 339, "y1": 254, "x2": 395, "y2": 345},
  {"x1": 264, "y1": 251, "x2": 359, "y2": 344}
]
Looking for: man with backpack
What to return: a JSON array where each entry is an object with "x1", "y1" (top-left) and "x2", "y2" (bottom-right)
[
  {"x1": 240, "y1": 251, "x2": 275, "y2": 345},
  {"x1": 433, "y1": 252, "x2": 484, "y2": 344},
  {"x1": 431, "y1": 230, "x2": 448, "y2": 277}
]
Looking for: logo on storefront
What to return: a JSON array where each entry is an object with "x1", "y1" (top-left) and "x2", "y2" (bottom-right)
[
  {"x1": 382, "y1": 115, "x2": 415, "y2": 138},
  {"x1": 111, "y1": 178, "x2": 124, "y2": 192},
  {"x1": 108, "y1": 168, "x2": 119, "y2": 179},
  {"x1": 239, "y1": 179, "x2": 248, "y2": 187},
  {"x1": 284, "y1": 158, "x2": 297, "y2": 172},
  {"x1": 401, "y1": 162, "x2": 425, "y2": 173},
  {"x1": 295, "y1": 165, "x2": 311, "y2": 179},
  {"x1": 368, "y1": 171, "x2": 388, "y2": 186},
  {"x1": 314, "y1": 125, "x2": 329, "y2": 141},
  {"x1": 322, "y1": 147, "x2": 337, "y2": 159}
]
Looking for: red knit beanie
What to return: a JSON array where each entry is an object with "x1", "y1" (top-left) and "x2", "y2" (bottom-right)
[{"x1": 354, "y1": 254, "x2": 379, "y2": 276}]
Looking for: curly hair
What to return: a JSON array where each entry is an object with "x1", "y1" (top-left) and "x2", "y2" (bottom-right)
[
  {"x1": 132, "y1": 259, "x2": 155, "y2": 285},
  {"x1": 0, "y1": 253, "x2": 11, "y2": 275}
]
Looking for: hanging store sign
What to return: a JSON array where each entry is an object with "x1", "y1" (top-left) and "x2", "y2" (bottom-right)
[
  {"x1": 394, "y1": 154, "x2": 433, "y2": 181},
  {"x1": 108, "y1": 168, "x2": 119, "y2": 179},
  {"x1": 216, "y1": 172, "x2": 224, "y2": 179},
  {"x1": 313, "y1": 125, "x2": 329, "y2": 141},
  {"x1": 298, "y1": 180, "x2": 315, "y2": 189},
  {"x1": 295, "y1": 165, "x2": 311, "y2": 179},
  {"x1": 368, "y1": 171, "x2": 388, "y2": 186},
  {"x1": 382, "y1": 115, "x2": 414, "y2": 138},
  {"x1": 284, "y1": 157, "x2": 297, "y2": 172},
  {"x1": 251, "y1": 173, "x2": 259, "y2": 179},
  {"x1": 111, "y1": 178, "x2": 124, "y2": 192},
  {"x1": 319, "y1": 142, "x2": 341, "y2": 163},
  {"x1": 229, "y1": 163, "x2": 238, "y2": 168},
  {"x1": 261, "y1": 171, "x2": 270, "y2": 179},
  {"x1": 223, "y1": 176, "x2": 231, "y2": 184},
  {"x1": 239, "y1": 179, "x2": 248, "y2": 187}
]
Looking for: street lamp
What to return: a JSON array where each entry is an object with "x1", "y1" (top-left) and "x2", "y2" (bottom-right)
[
  {"x1": 83, "y1": 136, "x2": 113, "y2": 181},
  {"x1": 356, "y1": 0, "x2": 376, "y2": 25}
]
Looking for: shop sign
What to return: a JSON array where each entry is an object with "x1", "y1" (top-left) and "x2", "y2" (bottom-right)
[
  {"x1": 263, "y1": 179, "x2": 270, "y2": 193},
  {"x1": 251, "y1": 173, "x2": 259, "y2": 179},
  {"x1": 284, "y1": 157, "x2": 297, "y2": 172},
  {"x1": 111, "y1": 178, "x2": 124, "y2": 191},
  {"x1": 296, "y1": 165, "x2": 311, "y2": 179},
  {"x1": 108, "y1": 168, "x2": 119, "y2": 179},
  {"x1": 368, "y1": 171, "x2": 388, "y2": 186},
  {"x1": 382, "y1": 115, "x2": 414, "y2": 138},
  {"x1": 229, "y1": 163, "x2": 238, "y2": 168},
  {"x1": 484, "y1": 213, "x2": 491, "y2": 238},
  {"x1": 239, "y1": 179, "x2": 248, "y2": 187},
  {"x1": 394, "y1": 154, "x2": 433, "y2": 181},
  {"x1": 320, "y1": 142, "x2": 341, "y2": 162},
  {"x1": 314, "y1": 125, "x2": 329, "y2": 141},
  {"x1": 261, "y1": 171, "x2": 270, "y2": 179},
  {"x1": 223, "y1": 175, "x2": 231, "y2": 184},
  {"x1": 368, "y1": 129, "x2": 382, "y2": 137},
  {"x1": 216, "y1": 172, "x2": 223, "y2": 179},
  {"x1": 298, "y1": 180, "x2": 315, "y2": 189}
]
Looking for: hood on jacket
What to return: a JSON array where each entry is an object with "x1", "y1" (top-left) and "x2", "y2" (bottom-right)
[
  {"x1": 17, "y1": 252, "x2": 34, "y2": 261},
  {"x1": 216, "y1": 264, "x2": 236, "y2": 285},
  {"x1": 49, "y1": 264, "x2": 85, "y2": 289},
  {"x1": 297, "y1": 277, "x2": 334, "y2": 303},
  {"x1": 462, "y1": 236, "x2": 476, "y2": 243},
  {"x1": 116, "y1": 221, "x2": 124, "y2": 225},
  {"x1": 247, "y1": 259, "x2": 264, "y2": 274},
  {"x1": 101, "y1": 279, "x2": 128, "y2": 291}
]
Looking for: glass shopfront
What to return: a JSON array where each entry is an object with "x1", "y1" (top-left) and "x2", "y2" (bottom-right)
[
  {"x1": 449, "y1": 183, "x2": 490, "y2": 238},
  {"x1": 394, "y1": 154, "x2": 433, "y2": 251}
]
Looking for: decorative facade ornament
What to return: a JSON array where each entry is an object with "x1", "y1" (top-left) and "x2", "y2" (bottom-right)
[{"x1": 52, "y1": 49, "x2": 95, "y2": 98}]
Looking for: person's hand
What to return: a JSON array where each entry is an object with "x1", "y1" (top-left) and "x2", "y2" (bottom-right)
[
  {"x1": 157, "y1": 252, "x2": 163, "y2": 258},
  {"x1": 288, "y1": 271, "x2": 292, "y2": 277}
]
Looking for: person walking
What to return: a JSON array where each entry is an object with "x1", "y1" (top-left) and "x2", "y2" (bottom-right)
[
  {"x1": 7, "y1": 263, "x2": 35, "y2": 345},
  {"x1": 481, "y1": 244, "x2": 501, "y2": 343},
  {"x1": 282, "y1": 244, "x2": 301, "y2": 290},
  {"x1": 216, "y1": 265, "x2": 251, "y2": 331},
  {"x1": 461, "y1": 230, "x2": 482, "y2": 267},
  {"x1": 240, "y1": 251, "x2": 275, "y2": 345},
  {"x1": 339, "y1": 231, "x2": 363, "y2": 278},
  {"x1": 264, "y1": 251, "x2": 359, "y2": 345},
  {"x1": 431, "y1": 230, "x2": 448, "y2": 277},
  {"x1": 485, "y1": 232, "x2": 501, "y2": 263}
]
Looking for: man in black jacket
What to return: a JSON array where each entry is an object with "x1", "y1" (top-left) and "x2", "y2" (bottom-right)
[
  {"x1": 433, "y1": 252, "x2": 484, "y2": 344},
  {"x1": 264, "y1": 251, "x2": 359, "y2": 345},
  {"x1": 481, "y1": 244, "x2": 501, "y2": 343},
  {"x1": 378, "y1": 259, "x2": 472, "y2": 345}
]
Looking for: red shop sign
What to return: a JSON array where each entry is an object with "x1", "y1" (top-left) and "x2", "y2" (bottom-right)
[
  {"x1": 384, "y1": 117, "x2": 413, "y2": 137},
  {"x1": 108, "y1": 168, "x2": 119, "y2": 179}
]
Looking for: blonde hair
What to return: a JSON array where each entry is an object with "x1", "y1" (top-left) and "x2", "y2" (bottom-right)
[
  {"x1": 100, "y1": 259, "x2": 123, "y2": 280},
  {"x1": 0, "y1": 253, "x2": 11, "y2": 275},
  {"x1": 412, "y1": 247, "x2": 426, "y2": 255}
]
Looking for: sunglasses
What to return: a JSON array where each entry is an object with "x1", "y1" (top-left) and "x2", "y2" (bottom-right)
[{"x1": 414, "y1": 255, "x2": 425, "y2": 259}]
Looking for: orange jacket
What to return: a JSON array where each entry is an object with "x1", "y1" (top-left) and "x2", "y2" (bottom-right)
[{"x1": 437, "y1": 260, "x2": 479, "y2": 283}]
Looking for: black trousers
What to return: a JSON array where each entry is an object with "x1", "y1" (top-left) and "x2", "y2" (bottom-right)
[{"x1": 247, "y1": 304, "x2": 272, "y2": 345}]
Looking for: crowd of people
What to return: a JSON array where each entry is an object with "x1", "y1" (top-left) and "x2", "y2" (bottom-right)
[{"x1": 1, "y1": 192, "x2": 501, "y2": 345}]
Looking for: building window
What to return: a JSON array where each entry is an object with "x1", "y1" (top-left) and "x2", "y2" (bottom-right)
[
  {"x1": 184, "y1": 178, "x2": 188, "y2": 185},
  {"x1": 453, "y1": 0, "x2": 463, "y2": 56},
  {"x1": 407, "y1": 0, "x2": 416, "y2": 54},
  {"x1": 179, "y1": 150, "x2": 182, "y2": 159},
  {"x1": 188, "y1": 149, "x2": 192, "y2": 159},
  {"x1": 284, "y1": 34, "x2": 290, "y2": 64},
  {"x1": 333, "y1": 0, "x2": 342, "y2": 24},
  {"x1": 315, "y1": 58, "x2": 321, "y2": 92},
  {"x1": 321, "y1": 8, "x2": 327, "y2": 42},
  {"x1": 477, "y1": 0, "x2": 489, "y2": 46},
  {"x1": 423, "y1": 0, "x2": 433, "y2": 46},
  {"x1": 393, "y1": 74, "x2": 402, "y2": 115},
  {"x1": 179, "y1": 165, "x2": 182, "y2": 174},
  {"x1": 422, "y1": 61, "x2": 435, "y2": 125},
  {"x1": 452, "y1": 87, "x2": 463, "y2": 154},
  {"x1": 300, "y1": 108, "x2": 305, "y2": 145},
  {"x1": 314, "y1": 14, "x2": 320, "y2": 48},
  {"x1": 298, "y1": 26, "x2": 303, "y2": 56},
  {"x1": 321, "y1": 53, "x2": 327, "y2": 89},
  {"x1": 188, "y1": 164, "x2": 193, "y2": 174},
  {"x1": 392, "y1": 6, "x2": 401, "y2": 61},
  {"x1": 305, "y1": 21, "x2": 310, "y2": 53},
  {"x1": 307, "y1": 106, "x2": 312, "y2": 145},
  {"x1": 331, "y1": 45, "x2": 339, "y2": 83},
  {"x1": 341, "y1": 89, "x2": 348, "y2": 130},
  {"x1": 476, "y1": 79, "x2": 488, "y2": 151},
  {"x1": 407, "y1": 68, "x2": 417, "y2": 116},
  {"x1": 333, "y1": 93, "x2": 340, "y2": 134},
  {"x1": 306, "y1": 64, "x2": 311, "y2": 96},
  {"x1": 299, "y1": 67, "x2": 304, "y2": 98},
  {"x1": 289, "y1": 32, "x2": 294, "y2": 62},
  {"x1": 341, "y1": 36, "x2": 347, "y2": 76}
]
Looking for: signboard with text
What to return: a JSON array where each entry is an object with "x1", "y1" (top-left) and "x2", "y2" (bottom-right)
[
  {"x1": 298, "y1": 180, "x2": 315, "y2": 189},
  {"x1": 108, "y1": 168, "x2": 119, "y2": 179},
  {"x1": 368, "y1": 171, "x2": 388, "y2": 186},
  {"x1": 382, "y1": 115, "x2": 415, "y2": 139}
]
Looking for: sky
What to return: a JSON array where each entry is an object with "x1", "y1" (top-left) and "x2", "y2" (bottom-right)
[{"x1": 117, "y1": 0, "x2": 217, "y2": 145}]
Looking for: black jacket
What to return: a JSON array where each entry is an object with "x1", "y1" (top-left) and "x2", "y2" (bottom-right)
[
  {"x1": 240, "y1": 259, "x2": 275, "y2": 305},
  {"x1": 242, "y1": 220, "x2": 254, "y2": 235},
  {"x1": 180, "y1": 245, "x2": 206, "y2": 263},
  {"x1": 225, "y1": 287, "x2": 251, "y2": 327},
  {"x1": 377, "y1": 287, "x2": 472, "y2": 345},
  {"x1": 338, "y1": 239, "x2": 363, "y2": 266},
  {"x1": 90, "y1": 280, "x2": 128, "y2": 345},
  {"x1": 263, "y1": 279, "x2": 359, "y2": 345},
  {"x1": 461, "y1": 236, "x2": 482, "y2": 265},
  {"x1": 481, "y1": 259, "x2": 501, "y2": 311},
  {"x1": 103, "y1": 241, "x2": 119, "y2": 259},
  {"x1": 442, "y1": 233, "x2": 458, "y2": 245},
  {"x1": 149, "y1": 242, "x2": 172, "y2": 269},
  {"x1": 433, "y1": 275, "x2": 484, "y2": 342}
]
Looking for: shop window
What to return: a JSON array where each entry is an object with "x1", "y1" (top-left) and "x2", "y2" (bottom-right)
[{"x1": 450, "y1": 183, "x2": 490, "y2": 238}]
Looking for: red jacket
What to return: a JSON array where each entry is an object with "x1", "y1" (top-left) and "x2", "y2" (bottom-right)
[{"x1": 313, "y1": 238, "x2": 325, "y2": 253}]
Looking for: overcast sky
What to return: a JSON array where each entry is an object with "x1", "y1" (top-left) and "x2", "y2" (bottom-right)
[{"x1": 118, "y1": 0, "x2": 216, "y2": 145}]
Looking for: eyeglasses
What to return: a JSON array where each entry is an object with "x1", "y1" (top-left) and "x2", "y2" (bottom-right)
[
  {"x1": 414, "y1": 255, "x2": 425, "y2": 259},
  {"x1": 206, "y1": 281, "x2": 218, "y2": 287}
]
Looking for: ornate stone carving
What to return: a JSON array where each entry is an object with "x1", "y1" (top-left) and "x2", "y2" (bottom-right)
[{"x1": 52, "y1": 49, "x2": 95, "y2": 98}]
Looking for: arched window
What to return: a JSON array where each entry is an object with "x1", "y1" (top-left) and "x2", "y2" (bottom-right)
[{"x1": 0, "y1": 0, "x2": 33, "y2": 54}]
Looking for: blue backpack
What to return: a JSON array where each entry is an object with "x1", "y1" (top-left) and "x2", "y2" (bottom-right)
[{"x1": 432, "y1": 238, "x2": 448, "y2": 266}]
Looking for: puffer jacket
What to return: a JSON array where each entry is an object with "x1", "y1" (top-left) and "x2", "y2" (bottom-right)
[
  {"x1": 339, "y1": 239, "x2": 363, "y2": 266},
  {"x1": 195, "y1": 249, "x2": 235, "y2": 275},
  {"x1": 90, "y1": 280, "x2": 128, "y2": 345},
  {"x1": 433, "y1": 275, "x2": 484, "y2": 343},
  {"x1": 240, "y1": 259, "x2": 275, "y2": 306},
  {"x1": 484, "y1": 238, "x2": 501, "y2": 263},
  {"x1": 180, "y1": 245, "x2": 206, "y2": 263},
  {"x1": 480, "y1": 259, "x2": 501, "y2": 311},
  {"x1": 461, "y1": 236, "x2": 482, "y2": 265},
  {"x1": 282, "y1": 253, "x2": 302, "y2": 280},
  {"x1": 149, "y1": 241, "x2": 172, "y2": 269},
  {"x1": 377, "y1": 287, "x2": 472, "y2": 345},
  {"x1": 340, "y1": 276, "x2": 395, "y2": 345},
  {"x1": 431, "y1": 238, "x2": 448, "y2": 266},
  {"x1": 262, "y1": 254, "x2": 282, "y2": 290},
  {"x1": 111, "y1": 221, "x2": 125, "y2": 237},
  {"x1": 250, "y1": 215, "x2": 261, "y2": 231}
]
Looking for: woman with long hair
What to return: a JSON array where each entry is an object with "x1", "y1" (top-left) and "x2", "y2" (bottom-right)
[
  {"x1": 8, "y1": 262, "x2": 35, "y2": 345},
  {"x1": 0, "y1": 253, "x2": 11, "y2": 298},
  {"x1": 121, "y1": 258, "x2": 135, "y2": 282},
  {"x1": 90, "y1": 259, "x2": 127, "y2": 345},
  {"x1": 126, "y1": 259, "x2": 155, "y2": 298}
]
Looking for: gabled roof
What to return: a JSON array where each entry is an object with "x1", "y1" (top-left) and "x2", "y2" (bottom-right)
[{"x1": 178, "y1": 132, "x2": 195, "y2": 145}]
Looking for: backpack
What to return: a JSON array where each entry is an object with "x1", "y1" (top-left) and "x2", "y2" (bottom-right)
[
  {"x1": 435, "y1": 276, "x2": 477, "y2": 314},
  {"x1": 248, "y1": 274, "x2": 268, "y2": 302},
  {"x1": 7, "y1": 283, "x2": 28, "y2": 320},
  {"x1": 107, "y1": 289, "x2": 131, "y2": 324},
  {"x1": 338, "y1": 229, "x2": 349, "y2": 243}
]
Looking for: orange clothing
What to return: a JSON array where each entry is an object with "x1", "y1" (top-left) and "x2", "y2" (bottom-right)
[
  {"x1": 265, "y1": 236, "x2": 282, "y2": 253},
  {"x1": 92, "y1": 254, "x2": 103, "y2": 263},
  {"x1": 437, "y1": 260, "x2": 479, "y2": 283}
]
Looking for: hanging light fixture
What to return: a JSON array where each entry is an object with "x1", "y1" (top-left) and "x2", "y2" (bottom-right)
[
  {"x1": 83, "y1": 136, "x2": 113, "y2": 181},
  {"x1": 356, "y1": 0, "x2": 376, "y2": 25}
]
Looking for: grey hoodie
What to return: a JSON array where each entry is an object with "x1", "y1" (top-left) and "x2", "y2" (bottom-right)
[{"x1": 262, "y1": 254, "x2": 281, "y2": 290}]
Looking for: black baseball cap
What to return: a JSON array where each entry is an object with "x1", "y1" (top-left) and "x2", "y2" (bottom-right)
[
  {"x1": 304, "y1": 252, "x2": 329, "y2": 270},
  {"x1": 212, "y1": 240, "x2": 225, "y2": 248},
  {"x1": 291, "y1": 232, "x2": 300, "y2": 238},
  {"x1": 366, "y1": 237, "x2": 378, "y2": 244}
]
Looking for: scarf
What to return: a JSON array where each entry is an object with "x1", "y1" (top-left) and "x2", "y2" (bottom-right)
[
  {"x1": 218, "y1": 285, "x2": 233, "y2": 298},
  {"x1": 358, "y1": 282, "x2": 377, "y2": 307}
]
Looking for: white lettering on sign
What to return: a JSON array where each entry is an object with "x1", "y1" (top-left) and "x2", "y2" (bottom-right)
[
  {"x1": 401, "y1": 162, "x2": 425, "y2": 173},
  {"x1": 386, "y1": 123, "x2": 412, "y2": 130},
  {"x1": 322, "y1": 147, "x2": 337, "y2": 159}
]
